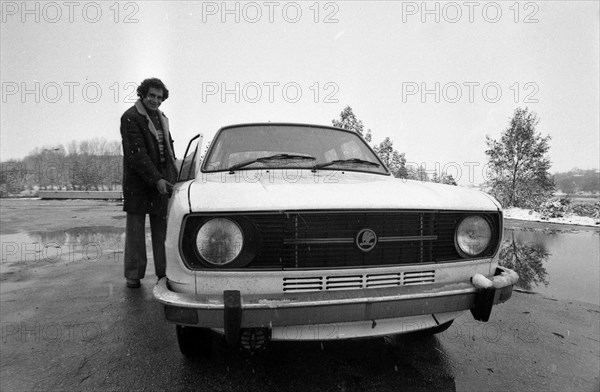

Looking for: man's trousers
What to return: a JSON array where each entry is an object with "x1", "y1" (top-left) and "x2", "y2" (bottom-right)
[{"x1": 123, "y1": 211, "x2": 167, "y2": 279}]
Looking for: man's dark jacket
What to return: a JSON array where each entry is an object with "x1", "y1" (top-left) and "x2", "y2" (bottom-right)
[{"x1": 120, "y1": 100, "x2": 178, "y2": 214}]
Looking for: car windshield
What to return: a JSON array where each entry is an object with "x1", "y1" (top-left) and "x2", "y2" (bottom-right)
[{"x1": 202, "y1": 124, "x2": 389, "y2": 175}]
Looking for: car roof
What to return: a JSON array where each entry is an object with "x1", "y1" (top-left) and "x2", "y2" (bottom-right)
[{"x1": 217, "y1": 122, "x2": 354, "y2": 133}]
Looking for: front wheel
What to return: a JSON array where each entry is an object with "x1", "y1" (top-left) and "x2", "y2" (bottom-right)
[{"x1": 175, "y1": 325, "x2": 213, "y2": 358}]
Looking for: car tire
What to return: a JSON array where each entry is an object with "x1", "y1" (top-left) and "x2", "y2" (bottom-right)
[{"x1": 176, "y1": 325, "x2": 213, "y2": 358}]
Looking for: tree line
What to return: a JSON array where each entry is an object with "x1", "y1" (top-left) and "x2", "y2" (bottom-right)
[
  {"x1": 331, "y1": 106, "x2": 457, "y2": 185},
  {"x1": 0, "y1": 138, "x2": 122, "y2": 197},
  {"x1": 332, "y1": 105, "x2": 576, "y2": 210},
  {"x1": 553, "y1": 169, "x2": 599, "y2": 194},
  {"x1": 2, "y1": 106, "x2": 585, "y2": 211}
]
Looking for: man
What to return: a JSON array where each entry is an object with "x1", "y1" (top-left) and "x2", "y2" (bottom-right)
[{"x1": 120, "y1": 78, "x2": 178, "y2": 288}]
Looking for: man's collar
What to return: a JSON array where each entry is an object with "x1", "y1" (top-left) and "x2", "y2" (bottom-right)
[{"x1": 135, "y1": 99, "x2": 166, "y2": 118}]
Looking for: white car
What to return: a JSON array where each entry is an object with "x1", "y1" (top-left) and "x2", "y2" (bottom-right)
[{"x1": 153, "y1": 123, "x2": 517, "y2": 357}]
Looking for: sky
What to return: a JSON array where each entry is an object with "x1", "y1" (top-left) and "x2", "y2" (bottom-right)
[{"x1": 1, "y1": 0, "x2": 599, "y2": 185}]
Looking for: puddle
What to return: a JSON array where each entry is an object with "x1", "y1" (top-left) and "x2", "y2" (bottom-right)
[
  {"x1": 500, "y1": 227, "x2": 600, "y2": 305},
  {"x1": 1, "y1": 227, "x2": 127, "y2": 274}
]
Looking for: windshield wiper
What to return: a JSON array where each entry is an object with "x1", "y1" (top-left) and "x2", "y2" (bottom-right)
[
  {"x1": 228, "y1": 153, "x2": 316, "y2": 172},
  {"x1": 312, "y1": 158, "x2": 380, "y2": 170}
]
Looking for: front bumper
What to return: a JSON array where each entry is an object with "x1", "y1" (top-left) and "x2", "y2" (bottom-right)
[{"x1": 154, "y1": 267, "x2": 515, "y2": 341}]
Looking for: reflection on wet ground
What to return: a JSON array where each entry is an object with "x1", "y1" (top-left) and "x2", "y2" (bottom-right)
[
  {"x1": 499, "y1": 231, "x2": 550, "y2": 291},
  {"x1": 173, "y1": 333, "x2": 458, "y2": 391},
  {"x1": 500, "y1": 225, "x2": 600, "y2": 305},
  {"x1": 0, "y1": 227, "x2": 126, "y2": 276}
]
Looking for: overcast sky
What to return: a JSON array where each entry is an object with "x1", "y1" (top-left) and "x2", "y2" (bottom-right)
[{"x1": 1, "y1": 1, "x2": 598, "y2": 185}]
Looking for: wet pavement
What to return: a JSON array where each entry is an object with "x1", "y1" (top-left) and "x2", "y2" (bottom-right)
[
  {"x1": 501, "y1": 221, "x2": 600, "y2": 305},
  {"x1": 1, "y1": 200, "x2": 599, "y2": 391}
]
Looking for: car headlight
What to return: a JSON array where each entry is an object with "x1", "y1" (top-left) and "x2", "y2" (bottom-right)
[
  {"x1": 455, "y1": 215, "x2": 492, "y2": 257},
  {"x1": 196, "y1": 218, "x2": 244, "y2": 265}
]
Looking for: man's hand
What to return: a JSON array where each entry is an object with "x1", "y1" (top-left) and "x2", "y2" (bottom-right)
[{"x1": 156, "y1": 179, "x2": 174, "y2": 195}]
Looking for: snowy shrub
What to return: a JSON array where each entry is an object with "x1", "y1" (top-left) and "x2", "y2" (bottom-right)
[
  {"x1": 571, "y1": 201, "x2": 600, "y2": 219},
  {"x1": 536, "y1": 197, "x2": 571, "y2": 219}
]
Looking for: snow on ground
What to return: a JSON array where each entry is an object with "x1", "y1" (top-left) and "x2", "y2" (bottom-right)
[{"x1": 504, "y1": 207, "x2": 600, "y2": 227}]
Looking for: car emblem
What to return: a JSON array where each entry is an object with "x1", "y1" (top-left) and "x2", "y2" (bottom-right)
[{"x1": 356, "y1": 228, "x2": 377, "y2": 252}]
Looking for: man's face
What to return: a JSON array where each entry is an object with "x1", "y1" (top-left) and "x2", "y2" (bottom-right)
[{"x1": 142, "y1": 87, "x2": 164, "y2": 112}]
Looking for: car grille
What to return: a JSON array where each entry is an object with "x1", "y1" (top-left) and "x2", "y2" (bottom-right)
[
  {"x1": 282, "y1": 270, "x2": 436, "y2": 292},
  {"x1": 181, "y1": 210, "x2": 501, "y2": 270}
]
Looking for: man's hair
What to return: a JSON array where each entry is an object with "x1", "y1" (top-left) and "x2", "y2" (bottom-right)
[{"x1": 137, "y1": 78, "x2": 169, "y2": 100}]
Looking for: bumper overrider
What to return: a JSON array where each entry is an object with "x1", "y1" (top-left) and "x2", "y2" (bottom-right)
[{"x1": 153, "y1": 267, "x2": 517, "y2": 343}]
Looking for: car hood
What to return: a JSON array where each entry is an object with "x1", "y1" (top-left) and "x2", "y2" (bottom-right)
[{"x1": 187, "y1": 170, "x2": 501, "y2": 212}]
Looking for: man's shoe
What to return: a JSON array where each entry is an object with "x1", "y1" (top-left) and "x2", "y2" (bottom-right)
[{"x1": 126, "y1": 278, "x2": 141, "y2": 288}]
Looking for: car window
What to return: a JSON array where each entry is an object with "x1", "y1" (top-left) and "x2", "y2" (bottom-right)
[
  {"x1": 202, "y1": 125, "x2": 388, "y2": 175},
  {"x1": 178, "y1": 135, "x2": 201, "y2": 182},
  {"x1": 324, "y1": 148, "x2": 338, "y2": 162},
  {"x1": 340, "y1": 140, "x2": 367, "y2": 160}
]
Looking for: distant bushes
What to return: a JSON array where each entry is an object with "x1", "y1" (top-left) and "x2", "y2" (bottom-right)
[
  {"x1": 536, "y1": 197, "x2": 600, "y2": 220},
  {"x1": 571, "y1": 202, "x2": 600, "y2": 219},
  {"x1": 554, "y1": 169, "x2": 600, "y2": 194}
]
